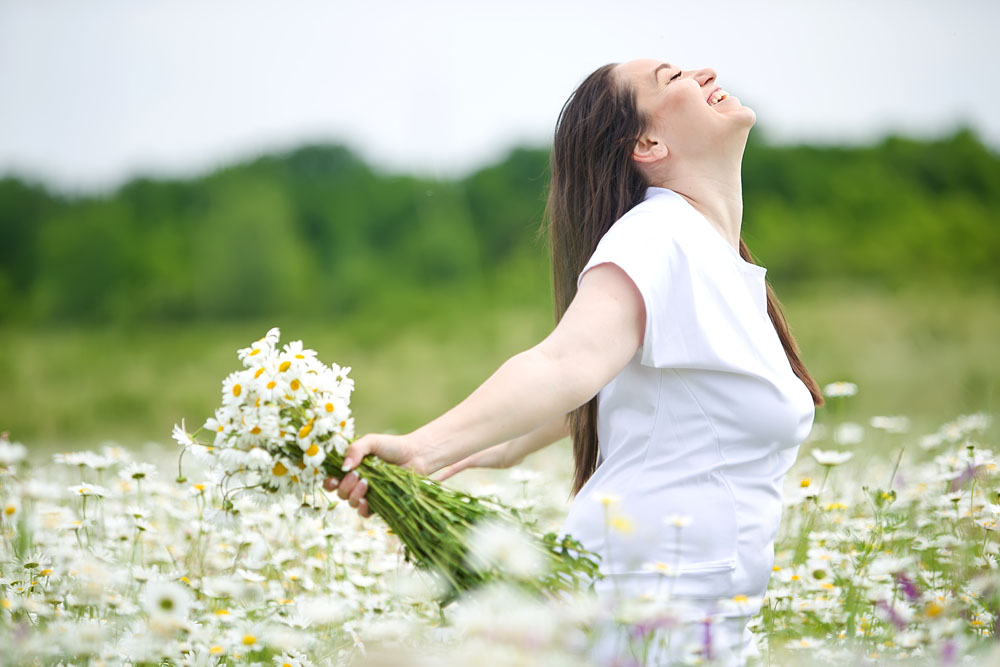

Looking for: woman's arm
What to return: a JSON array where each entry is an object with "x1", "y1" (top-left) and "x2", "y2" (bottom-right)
[
  {"x1": 434, "y1": 414, "x2": 571, "y2": 481},
  {"x1": 329, "y1": 262, "x2": 644, "y2": 513},
  {"x1": 505, "y1": 413, "x2": 572, "y2": 466}
]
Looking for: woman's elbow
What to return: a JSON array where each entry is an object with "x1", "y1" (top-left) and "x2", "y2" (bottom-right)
[{"x1": 530, "y1": 343, "x2": 626, "y2": 411}]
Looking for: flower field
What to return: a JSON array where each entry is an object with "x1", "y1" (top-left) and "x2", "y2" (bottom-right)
[{"x1": 1, "y1": 392, "x2": 998, "y2": 665}]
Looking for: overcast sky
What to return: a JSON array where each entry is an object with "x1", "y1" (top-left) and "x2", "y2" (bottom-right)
[{"x1": 1, "y1": 0, "x2": 997, "y2": 195}]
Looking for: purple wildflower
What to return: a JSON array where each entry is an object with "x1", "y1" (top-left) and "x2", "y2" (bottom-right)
[
  {"x1": 895, "y1": 572, "x2": 921, "y2": 602},
  {"x1": 875, "y1": 599, "x2": 907, "y2": 630},
  {"x1": 942, "y1": 639, "x2": 957, "y2": 666},
  {"x1": 949, "y1": 463, "x2": 976, "y2": 492},
  {"x1": 702, "y1": 616, "x2": 713, "y2": 661}
]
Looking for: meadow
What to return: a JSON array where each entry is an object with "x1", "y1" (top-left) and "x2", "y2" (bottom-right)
[
  {"x1": 1, "y1": 330, "x2": 998, "y2": 665},
  {"x1": 2, "y1": 283, "x2": 1000, "y2": 665}
]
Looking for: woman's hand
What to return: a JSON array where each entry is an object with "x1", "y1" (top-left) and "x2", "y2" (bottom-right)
[
  {"x1": 433, "y1": 441, "x2": 518, "y2": 482},
  {"x1": 322, "y1": 433, "x2": 426, "y2": 519}
]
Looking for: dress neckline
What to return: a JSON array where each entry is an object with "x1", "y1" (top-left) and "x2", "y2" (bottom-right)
[{"x1": 646, "y1": 186, "x2": 767, "y2": 278}]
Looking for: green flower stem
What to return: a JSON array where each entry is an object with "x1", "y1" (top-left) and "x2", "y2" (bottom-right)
[{"x1": 317, "y1": 450, "x2": 600, "y2": 603}]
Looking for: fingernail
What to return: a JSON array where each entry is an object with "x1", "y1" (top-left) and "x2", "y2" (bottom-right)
[{"x1": 342, "y1": 460, "x2": 352, "y2": 471}]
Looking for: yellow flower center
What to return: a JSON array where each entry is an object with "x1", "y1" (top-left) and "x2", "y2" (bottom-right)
[
  {"x1": 193, "y1": 484, "x2": 205, "y2": 491},
  {"x1": 279, "y1": 361, "x2": 291, "y2": 372},
  {"x1": 732, "y1": 594, "x2": 748, "y2": 603},
  {"x1": 267, "y1": 381, "x2": 277, "y2": 389},
  {"x1": 209, "y1": 645, "x2": 224, "y2": 655},
  {"x1": 800, "y1": 477, "x2": 811, "y2": 487},
  {"x1": 251, "y1": 426, "x2": 261, "y2": 435},
  {"x1": 40, "y1": 569, "x2": 53, "y2": 576},
  {"x1": 305, "y1": 444, "x2": 319, "y2": 457},
  {"x1": 232, "y1": 384, "x2": 242, "y2": 397},
  {"x1": 290, "y1": 379, "x2": 301, "y2": 391},
  {"x1": 4, "y1": 505, "x2": 15, "y2": 515},
  {"x1": 299, "y1": 421, "x2": 314, "y2": 439},
  {"x1": 242, "y1": 634, "x2": 256, "y2": 646},
  {"x1": 254, "y1": 367, "x2": 265, "y2": 379},
  {"x1": 325, "y1": 402, "x2": 335, "y2": 413},
  {"x1": 249, "y1": 349, "x2": 260, "y2": 356},
  {"x1": 609, "y1": 515, "x2": 634, "y2": 534},
  {"x1": 273, "y1": 462, "x2": 288, "y2": 476}
]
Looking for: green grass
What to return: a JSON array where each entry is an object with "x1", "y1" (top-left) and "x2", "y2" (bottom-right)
[{"x1": 1, "y1": 286, "x2": 997, "y2": 452}]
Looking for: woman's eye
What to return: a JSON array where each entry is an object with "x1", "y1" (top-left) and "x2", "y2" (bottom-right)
[{"x1": 670, "y1": 70, "x2": 682, "y2": 82}]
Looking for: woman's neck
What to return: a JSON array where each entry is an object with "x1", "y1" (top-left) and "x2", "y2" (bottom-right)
[{"x1": 654, "y1": 160, "x2": 745, "y2": 252}]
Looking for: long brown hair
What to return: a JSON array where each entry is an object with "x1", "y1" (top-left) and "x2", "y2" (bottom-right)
[{"x1": 544, "y1": 64, "x2": 824, "y2": 497}]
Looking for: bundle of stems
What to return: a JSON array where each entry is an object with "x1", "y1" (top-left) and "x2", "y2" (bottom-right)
[{"x1": 311, "y1": 442, "x2": 601, "y2": 604}]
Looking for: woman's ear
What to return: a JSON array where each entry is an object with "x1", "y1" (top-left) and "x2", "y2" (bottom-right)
[{"x1": 632, "y1": 134, "x2": 668, "y2": 163}]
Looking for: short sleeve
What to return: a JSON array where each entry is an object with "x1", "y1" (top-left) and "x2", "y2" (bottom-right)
[{"x1": 577, "y1": 208, "x2": 694, "y2": 368}]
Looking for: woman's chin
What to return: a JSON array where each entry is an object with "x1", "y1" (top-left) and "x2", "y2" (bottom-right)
[
  {"x1": 721, "y1": 96, "x2": 755, "y2": 122},
  {"x1": 730, "y1": 100, "x2": 756, "y2": 123}
]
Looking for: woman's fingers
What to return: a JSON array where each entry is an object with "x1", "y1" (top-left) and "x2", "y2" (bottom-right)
[
  {"x1": 336, "y1": 471, "x2": 369, "y2": 507},
  {"x1": 325, "y1": 472, "x2": 371, "y2": 518},
  {"x1": 348, "y1": 477, "x2": 368, "y2": 508},
  {"x1": 433, "y1": 460, "x2": 467, "y2": 482},
  {"x1": 336, "y1": 471, "x2": 360, "y2": 500}
]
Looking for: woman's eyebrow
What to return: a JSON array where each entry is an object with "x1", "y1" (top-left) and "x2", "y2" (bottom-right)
[{"x1": 653, "y1": 63, "x2": 673, "y2": 83}]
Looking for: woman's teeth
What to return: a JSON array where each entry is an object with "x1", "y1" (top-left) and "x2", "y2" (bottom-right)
[{"x1": 708, "y1": 90, "x2": 729, "y2": 106}]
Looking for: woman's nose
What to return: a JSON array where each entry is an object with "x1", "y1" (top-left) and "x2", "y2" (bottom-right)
[{"x1": 692, "y1": 67, "x2": 717, "y2": 87}]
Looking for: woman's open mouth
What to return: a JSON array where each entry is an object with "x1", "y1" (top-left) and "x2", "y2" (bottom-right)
[{"x1": 708, "y1": 88, "x2": 729, "y2": 106}]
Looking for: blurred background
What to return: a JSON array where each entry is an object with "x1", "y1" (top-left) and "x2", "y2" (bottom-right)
[{"x1": 0, "y1": 0, "x2": 997, "y2": 453}]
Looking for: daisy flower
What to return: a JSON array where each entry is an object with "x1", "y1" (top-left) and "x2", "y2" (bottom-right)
[
  {"x1": 811, "y1": 449, "x2": 854, "y2": 466},
  {"x1": 822, "y1": 381, "x2": 858, "y2": 398}
]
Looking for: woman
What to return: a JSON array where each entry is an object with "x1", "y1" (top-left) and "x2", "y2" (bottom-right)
[{"x1": 324, "y1": 59, "x2": 823, "y2": 664}]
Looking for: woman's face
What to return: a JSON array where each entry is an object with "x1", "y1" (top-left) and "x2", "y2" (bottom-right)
[{"x1": 615, "y1": 58, "x2": 756, "y2": 164}]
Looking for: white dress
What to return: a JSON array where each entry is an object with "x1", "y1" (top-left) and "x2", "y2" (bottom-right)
[{"x1": 560, "y1": 187, "x2": 816, "y2": 665}]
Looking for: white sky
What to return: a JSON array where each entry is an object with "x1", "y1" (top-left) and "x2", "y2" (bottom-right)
[{"x1": 1, "y1": 0, "x2": 997, "y2": 195}]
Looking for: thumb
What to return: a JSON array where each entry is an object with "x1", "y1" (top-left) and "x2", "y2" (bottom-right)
[{"x1": 341, "y1": 434, "x2": 376, "y2": 473}]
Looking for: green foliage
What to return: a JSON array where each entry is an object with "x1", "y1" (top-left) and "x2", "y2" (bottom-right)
[
  {"x1": 741, "y1": 129, "x2": 1000, "y2": 290},
  {"x1": 0, "y1": 129, "x2": 997, "y2": 327}
]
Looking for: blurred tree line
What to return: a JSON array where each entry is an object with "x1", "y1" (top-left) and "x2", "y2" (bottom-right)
[{"x1": 0, "y1": 128, "x2": 997, "y2": 328}]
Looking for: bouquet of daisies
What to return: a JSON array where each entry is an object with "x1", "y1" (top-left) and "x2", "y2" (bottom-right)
[{"x1": 173, "y1": 328, "x2": 600, "y2": 603}]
